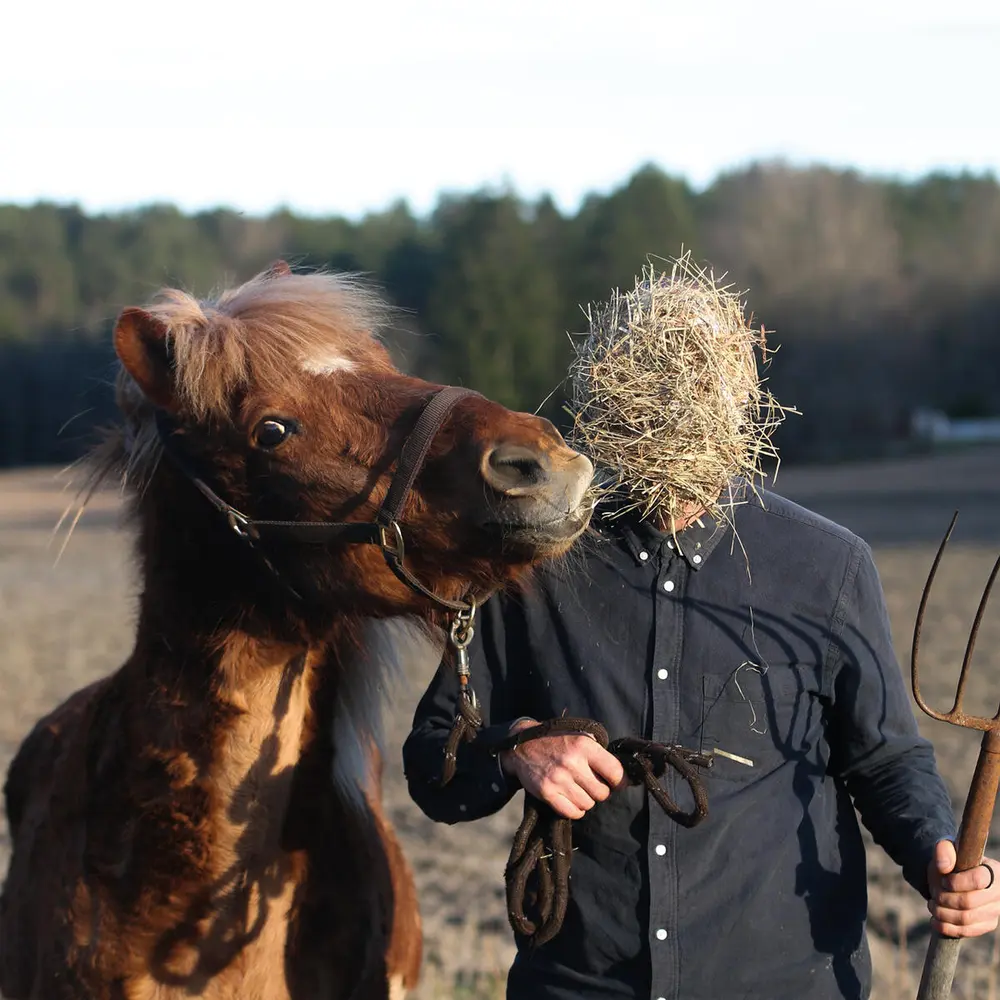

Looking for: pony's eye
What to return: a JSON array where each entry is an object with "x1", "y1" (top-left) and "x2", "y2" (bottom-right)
[{"x1": 253, "y1": 418, "x2": 296, "y2": 449}]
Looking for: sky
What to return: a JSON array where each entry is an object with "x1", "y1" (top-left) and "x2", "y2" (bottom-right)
[{"x1": 2, "y1": 0, "x2": 999, "y2": 220}]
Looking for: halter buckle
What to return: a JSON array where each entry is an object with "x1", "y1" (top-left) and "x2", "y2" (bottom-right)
[
  {"x1": 378, "y1": 520, "x2": 405, "y2": 561},
  {"x1": 226, "y1": 508, "x2": 256, "y2": 539}
]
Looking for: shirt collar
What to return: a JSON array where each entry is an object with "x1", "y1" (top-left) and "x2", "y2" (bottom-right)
[{"x1": 593, "y1": 493, "x2": 732, "y2": 571}]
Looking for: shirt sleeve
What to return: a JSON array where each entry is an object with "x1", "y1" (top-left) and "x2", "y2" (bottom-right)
[
  {"x1": 402, "y1": 589, "x2": 525, "y2": 824},
  {"x1": 825, "y1": 538, "x2": 958, "y2": 897}
]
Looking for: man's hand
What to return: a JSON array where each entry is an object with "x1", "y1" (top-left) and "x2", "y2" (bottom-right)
[
  {"x1": 500, "y1": 718, "x2": 626, "y2": 819},
  {"x1": 928, "y1": 839, "x2": 1000, "y2": 937}
]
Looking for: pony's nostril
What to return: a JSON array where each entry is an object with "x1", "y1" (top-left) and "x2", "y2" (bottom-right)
[{"x1": 483, "y1": 444, "x2": 551, "y2": 495}]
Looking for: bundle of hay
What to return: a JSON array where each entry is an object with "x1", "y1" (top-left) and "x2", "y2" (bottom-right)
[{"x1": 567, "y1": 252, "x2": 796, "y2": 533}]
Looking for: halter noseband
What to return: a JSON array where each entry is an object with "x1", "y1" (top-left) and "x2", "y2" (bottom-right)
[{"x1": 153, "y1": 385, "x2": 480, "y2": 619}]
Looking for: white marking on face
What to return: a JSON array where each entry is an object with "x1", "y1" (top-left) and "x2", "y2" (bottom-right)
[{"x1": 302, "y1": 352, "x2": 356, "y2": 375}]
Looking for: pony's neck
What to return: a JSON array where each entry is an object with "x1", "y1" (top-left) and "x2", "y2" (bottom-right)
[
  {"x1": 128, "y1": 610, "x2": 342, "y2": 878},
  {"x1": 131, "y1": 467, "x2": 319, "y2": 645},
  {"x1": 204, "y1": 633, "x2": 319, "y2": 869},
  {"x1": 128, "y1": 478, "x2": 427, "y2": 833},
  {"x1": 128, "y1": 488, "x2": 380, "y2": 834},
  {"x1": 129, "y1": 609, "x2": 329, "y2": 791},
  {"x1": 113, "y1": 621, "x2": 333, "y2": 986}
]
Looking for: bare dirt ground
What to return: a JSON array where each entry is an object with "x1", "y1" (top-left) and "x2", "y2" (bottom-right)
[{"x1": 1, "y1": 446, "x2": 998, "y2": 999}]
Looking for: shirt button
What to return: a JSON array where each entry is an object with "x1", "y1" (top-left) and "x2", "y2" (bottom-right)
[
  {"x1": 655, "y1": 928, "x2": 668, "y2": 941},
  {"x1": 662, "y1": 580, "x2": 675, "y2": 593},
  {"x1": 657, "y1": 668, "x2": 668, "y2": 680},
  {"x1": 655, "y1": 844, "x2": 666, "y2": 856},
  {"x1": 639, "y1": 550, "x2": 649, "y2": 561},
  {"x1": 491, "y1": 782, "x2": 501, "y2": 793},
  {"x1": 459, "y1": 804, "x2": 467, "y2": 813},
  {"x1": 693, "y1": 553, "x2": 702, "y2": 564}
]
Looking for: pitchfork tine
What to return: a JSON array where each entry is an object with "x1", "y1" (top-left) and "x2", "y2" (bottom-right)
[
  {"x1": 911, "y1": 511, "x2": 959, "y2": 722},
  {"x1": 965, "y1": 551, "x2": 1000, "y2": 720}
]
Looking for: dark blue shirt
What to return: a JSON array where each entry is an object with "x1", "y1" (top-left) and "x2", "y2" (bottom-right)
[{"x1": 403, "y1": 488, "x2": 956, "y2": 1000}]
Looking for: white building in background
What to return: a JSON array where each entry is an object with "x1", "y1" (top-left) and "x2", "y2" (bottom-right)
[{"x1": 911, "y1": 408, "x2": 1000, "y2": 445}]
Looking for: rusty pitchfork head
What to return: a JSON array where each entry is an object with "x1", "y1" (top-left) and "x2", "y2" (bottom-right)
[
  {"x1": 911, "y1": 512, "x2": 1000, "y2": 1000},
  {"x1": 912, "y1": 511, "x2": 1000, "y2": 733}
]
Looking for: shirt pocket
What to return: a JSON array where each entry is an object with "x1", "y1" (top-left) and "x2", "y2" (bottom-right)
[{"x1": 698, "y1": 663, "x2": 818, "y2": 783}]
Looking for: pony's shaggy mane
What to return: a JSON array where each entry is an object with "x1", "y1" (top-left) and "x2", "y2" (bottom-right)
[{"x1": 77, "y1": 269, "x2": 397, "y2": 508}]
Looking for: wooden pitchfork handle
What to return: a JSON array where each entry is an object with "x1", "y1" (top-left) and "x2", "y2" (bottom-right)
[
  {"x1": 916, "y1": 730, "x2": 1000, "y2": 1000},
  {"x1": 911, "y1": 512, "x2": 1000, "y2": 1000}
]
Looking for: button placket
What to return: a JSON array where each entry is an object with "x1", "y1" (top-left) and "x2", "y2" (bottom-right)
[{"x1": 650, "y1": 550, "x2": 685, "y2": 999}]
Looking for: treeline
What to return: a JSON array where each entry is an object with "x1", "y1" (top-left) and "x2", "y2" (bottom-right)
[{"x1": 1, "y1": 161, "x2": 998, "y2": 468}]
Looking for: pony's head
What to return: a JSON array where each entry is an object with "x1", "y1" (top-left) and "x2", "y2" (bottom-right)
[{"x1": 102, "y1": 262, "x2": 593, "y2": 624}]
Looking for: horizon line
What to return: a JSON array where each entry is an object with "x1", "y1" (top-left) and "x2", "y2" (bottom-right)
[{"x1": 4, "y1": 156, "x2": 1000, "y2": 224}]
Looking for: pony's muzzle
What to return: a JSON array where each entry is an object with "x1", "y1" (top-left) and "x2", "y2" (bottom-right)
[{"x1": 479, "y1": 437, "x2": 594, "y2": 541}]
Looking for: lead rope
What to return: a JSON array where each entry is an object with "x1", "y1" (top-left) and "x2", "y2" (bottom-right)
[{"x1": 440, "y1": 684, "x2": 711, "y2": 947}]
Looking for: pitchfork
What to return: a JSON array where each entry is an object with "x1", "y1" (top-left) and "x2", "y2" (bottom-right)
[{"x1": 911, "y1": 512, "x2": 1000, "y2": 1000}]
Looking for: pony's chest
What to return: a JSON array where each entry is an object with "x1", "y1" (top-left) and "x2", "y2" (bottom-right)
[
  {"x1": 128, "y1": 667, "x2": 314, "y2": 999},
  {"x1": 127, "y1": 854, "x2": 305, "y2": 1000},
  {"x1": 208, "y1": 881, "x2": 301, "y2": 1000}
]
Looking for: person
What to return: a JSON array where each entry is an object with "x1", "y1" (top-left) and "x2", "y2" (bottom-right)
[{"x1": 402, "y1": 262, "x2": 1000, "y2": 1000}]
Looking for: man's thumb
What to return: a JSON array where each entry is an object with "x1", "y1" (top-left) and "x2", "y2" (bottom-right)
[{"x1": 935, "y1": 838, "x2": 958, "y2": 875}]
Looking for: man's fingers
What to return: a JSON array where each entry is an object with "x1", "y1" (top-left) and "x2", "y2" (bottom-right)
[
  {"x1": 929, "y1": 899, "x2": 1000, "y2": 926},
  {"x1": 557, "y1": 775, "x2": 596, "y2": 814},
  {"x1": 548, "y1": 793, "x2": 587, "y2": 820},
  {"x1": 566, "y1": 785, "x2": 597, "y2": 813},
  {"x1": 544, "y1": 784, "x2": 591, "y2": 818},
  {"x1": 943, "y1": 863, "x2": 996, "y2": 894},
  {"x1": 539, "y1": 769, "x2": 595, "y2": 815},
  {"x1": 934, "y1": 887, "x2": 995, "y2": 912},
  {"x1": 563, "y1": 758, "x2": 615, "y2": 802},
  {"x1": 932, "y1": 915, "x2": 1000, "y2": 938},
  {"x1": 585, "y1": 744, "x2": 626, "y2": 788}
]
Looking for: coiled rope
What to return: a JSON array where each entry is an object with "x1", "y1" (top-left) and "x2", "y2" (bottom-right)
[{"x1": 442, "y1": 713, "x2": 710, "y2": 947}]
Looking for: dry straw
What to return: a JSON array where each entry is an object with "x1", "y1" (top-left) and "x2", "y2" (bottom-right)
[{"x1": 567, "y1": 253, "x2": 797, "y2": 535}]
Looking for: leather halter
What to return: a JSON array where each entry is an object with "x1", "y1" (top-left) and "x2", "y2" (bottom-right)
[{"x1": 154, "y1": 385, "x2": 480, "y2": 615}]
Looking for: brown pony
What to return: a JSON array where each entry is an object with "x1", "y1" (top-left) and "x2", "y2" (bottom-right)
[{"x1": 0, "y1": 263, "x2": 593, "y2": 999}]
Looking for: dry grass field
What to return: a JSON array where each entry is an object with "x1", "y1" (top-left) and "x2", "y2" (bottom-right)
[{"x1": 1, "y1": 445, "x2": 998, "y2": 999}]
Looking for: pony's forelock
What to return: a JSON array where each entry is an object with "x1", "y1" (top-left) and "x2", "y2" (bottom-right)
[{"x1": 155, "y1": 270, "x2": 396, "y2": 420}]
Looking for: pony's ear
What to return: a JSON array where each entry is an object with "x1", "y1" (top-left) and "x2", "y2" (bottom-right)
[
  {"x1": 265, "y1": 259, "x2": 292, "y2": 279},
  {"x1": 113, "y1": 307, "x2": 176, "y2": 410}
]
